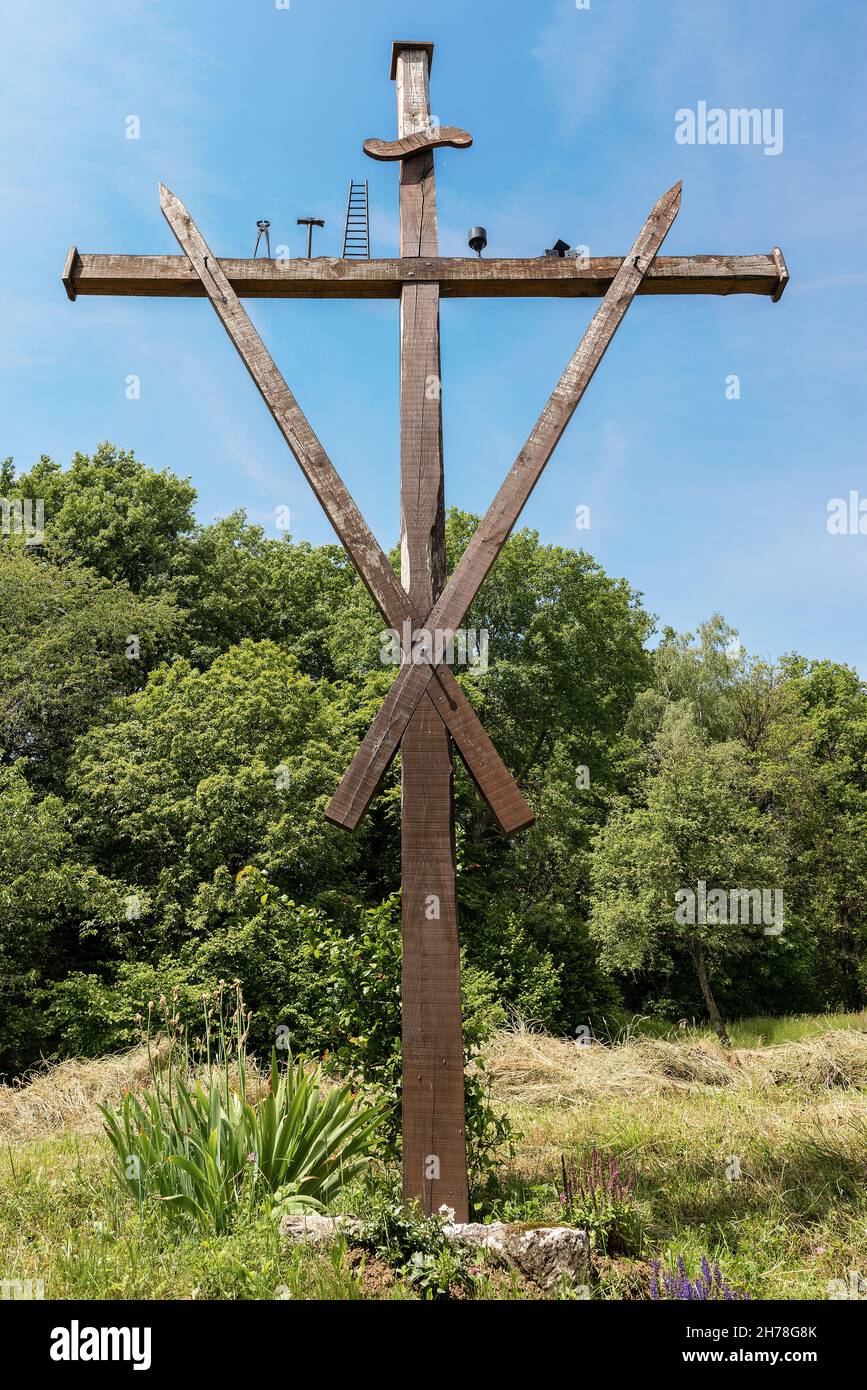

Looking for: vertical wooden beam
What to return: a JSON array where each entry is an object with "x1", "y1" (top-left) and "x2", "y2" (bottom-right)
[{"x1": 395, "y1": 42, "x2": 469, "y2": 1221}]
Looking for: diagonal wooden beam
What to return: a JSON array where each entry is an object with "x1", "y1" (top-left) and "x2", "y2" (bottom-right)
[
  {"x1": 326, "y1": 180, "x2": 683, "y2": 831},
  {"x1": 158, "y1": 184, "x2": 533, "y2": 837},
  {"x1": 62, "y1": 250, "x2": 789, "y2": 302}
]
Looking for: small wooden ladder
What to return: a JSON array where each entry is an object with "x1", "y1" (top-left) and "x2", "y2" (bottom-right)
[{"x1": 342, "y1": 180, "x2": 370, "y2": 258}]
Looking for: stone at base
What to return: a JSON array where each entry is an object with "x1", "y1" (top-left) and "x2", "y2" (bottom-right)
[
  {"x1": 442, "y1": 1221, "x2": 589, "y2": 1290},
  {"x1": 279, "y1": 1213, "x2": 363, "y2": 1245},
  {"x1": 279, "y1": 1213, "x2": 590, "y2": 1290}
]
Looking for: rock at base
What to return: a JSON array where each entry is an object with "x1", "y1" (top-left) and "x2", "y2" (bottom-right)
[
  {"x1": 279, "y1": 1213, "x2": 363, "y2": 1245},
  {"x1": 442, "y1": 1221, "x2": 589, "y2": 1290},
  {"x1": 279, "y1": 1212, "x2": 590, "y2": 1290}
]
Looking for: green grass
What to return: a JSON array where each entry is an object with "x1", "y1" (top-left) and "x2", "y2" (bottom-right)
[
  {"x1": 722, "y1": 1009, "x2": 867, "y2": 1047},
  {"x1": 606, "y1": 1008, "x2": 867, "y2": 1048},
  {"x1": 0, "y1": 1136, "x2": 406, "y2": 1300},
  {"x1": 498, "y1": 1088, "x2": 867, "y2": 1299},
  {"x1": 2, "y1": 1011, "x2": 866, "y2": 1300}
]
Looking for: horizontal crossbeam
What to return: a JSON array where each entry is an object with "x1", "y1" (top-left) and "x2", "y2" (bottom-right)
[{"x1": 62, "y1": 248, "x2": 788, "y2": 302}]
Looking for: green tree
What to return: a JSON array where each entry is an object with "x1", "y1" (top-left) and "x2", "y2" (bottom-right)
[
  {"x1": 7, "y1": 443, "x2": 196, "y2": 590},
  {"x1": 445, "y1": 514, "x2": 652, "y2": 1024},
  {"x1": 0, "y1": 543, "x2": 182, "y2": 789},
  {"x1": 0, "y1": 764, "x2": 127, "y2": 1070},
  {"x1": 772, "y1": 658, "x2": 867, "y2": 1004},
  {"x1": 589, "y1": 706, "x2": 787, "y2": 1045},
  {"x1": 627, "y1": 613, "x2": 742, "y2": 745},
  {"x1": 166, "y1": 512, "x2": 358, "y2": 674},
  {"x1": 67, "y1": 639, "x2": 365, "y2": 941}
]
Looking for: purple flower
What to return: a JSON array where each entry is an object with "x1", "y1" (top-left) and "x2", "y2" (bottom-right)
[{"x1": 650, "y1": 1257, "x2": 750, "y2": 1301}]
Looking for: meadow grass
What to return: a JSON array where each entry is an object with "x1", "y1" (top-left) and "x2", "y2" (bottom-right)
[
  {"x1": 1, "y1": 1013, "x2": 865, "y2": 1300},
  {"x1": 601, "y1": 1008, "x2": 867, "y2": 1048},
  {"x1": 0, "y1": 1134, "x2": 415, "y2": 1300}
]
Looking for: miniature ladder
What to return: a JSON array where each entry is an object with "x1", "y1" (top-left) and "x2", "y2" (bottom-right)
[{"x1": 342, "y1": 180, "x2": 370, "y2": 258}]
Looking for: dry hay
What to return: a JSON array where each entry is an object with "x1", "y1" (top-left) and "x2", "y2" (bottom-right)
[
  {"x1": 0, "y1": 1046, "x2": 158, "y2": 1144},
  {"x1": 0, "y1": 1043, "x2": 270, "y2": 1145},
  {"x1": 482, "y1": 1026, "x2": 736, "y2": 1105},
  {"x1": 482, "y1": 1021, "x2": 867, "y2": 1107},
  {"x1": 744, "y1": 1029, "x2": 867, "y2": 1092},
  {"x1": 3, "y1": 1022, "x2": 867, "y2": 1144}
]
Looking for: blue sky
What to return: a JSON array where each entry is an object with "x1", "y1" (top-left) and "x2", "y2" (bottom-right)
[{"x1": 2, "y1": 0, "x2": 866, "y2": 670}]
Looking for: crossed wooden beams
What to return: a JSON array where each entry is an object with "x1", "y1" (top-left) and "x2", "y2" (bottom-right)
[
  {"x1": 327, "y1": 180, "x2": 684, "y2": 832},
  {"x1": 64, "y1": 38, "x2": 786, "y2": 1222},
  {"x1": 146, "y1": 176, "x2": 774, "y2": 844},
  {"x1": 157, "y1": 184, "x2": 533, "y2": 838},
  {"x1": 156, "y1": 113, "x2": 682, "y2": 1226}
]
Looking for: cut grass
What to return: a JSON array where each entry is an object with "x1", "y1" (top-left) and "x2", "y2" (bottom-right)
[
  {"x1": 482, "y1": 1017, "x2": 867, "y2": 1103},
  {"x1": 484, "y1": 1018, "x2": 867, "y2": 1299},
  {"x1": 1, "y1": 1013, "x2": 865, "y2": 1300}
]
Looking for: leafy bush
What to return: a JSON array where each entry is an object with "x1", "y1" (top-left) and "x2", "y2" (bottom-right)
[
  {"x1": 0, "y1": 764, "x2": 130, "y2": 1071},
  {"x1": 287, "y1": 895, "x2": 516, "y2": 1190},
  {"x1": 354, "y1": 1184, "x2": 481, "y2": 1300},
  {"x1": 100, "y1": 989, "x2": 381, "y2": 1232},
  {"x1": 50, "y1": 891, "x2": 515, "y2": 1202}
]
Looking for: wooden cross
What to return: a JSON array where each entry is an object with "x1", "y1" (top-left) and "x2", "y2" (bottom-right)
[{"x1": 63, "y1": 40, "x2": 787, "y2": 1221}]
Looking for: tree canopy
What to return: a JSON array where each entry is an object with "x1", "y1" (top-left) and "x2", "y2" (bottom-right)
[{"x1": 0, "y1": 444, "x2": 863, "y2": 1073}]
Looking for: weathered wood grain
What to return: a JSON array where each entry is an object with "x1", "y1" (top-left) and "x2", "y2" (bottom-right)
[
  {"x1": 158, "y1": 183, "x2": 531, "y2": 837},
  {"x1": 61, "y1": 246, "x2": 79, "y2": 302},
  {"x1": 364, "y1": 125, "x2": 472, "y2": 161},
  {"x1": 771, "y1": 246, "x2": 789, "y2": 302},
  {"x1": 395, "y1": 42, "x2": 469, "y2": 1223},
  {"x1": 64, "y1": 250, "x2": 788, "y2": 300},
  {"x1": 390, "y1": 40, "x2": 434, "y2": 80},
  {"x1": 401, "y1": 697, "x2": 467, "y2": 1220},
  {"x1": 327, "y1": 182, "x2": 683, "y2": 829}
]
